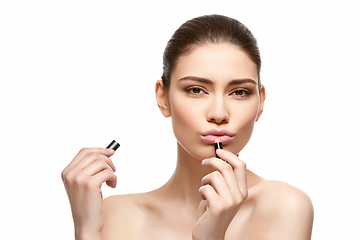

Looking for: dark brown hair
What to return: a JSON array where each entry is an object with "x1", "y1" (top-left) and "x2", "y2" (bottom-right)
[{"x1": 161, "y1": 14, "x2": 261, "y2": 92}]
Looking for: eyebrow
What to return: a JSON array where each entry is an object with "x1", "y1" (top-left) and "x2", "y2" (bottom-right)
[{"x1": 178, "y1": 76, "x2": 258, "y2": 86}]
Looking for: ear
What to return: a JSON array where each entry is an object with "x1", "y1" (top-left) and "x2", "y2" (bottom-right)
[
  {"x1": 155, "y1": 80, "x2": 171, "y2": 118},
  {"x1": 255, "y1": 85, "x2": 266, "y2": 122}
]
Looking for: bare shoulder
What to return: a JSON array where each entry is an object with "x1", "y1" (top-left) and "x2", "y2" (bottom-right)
[
  {"x1": 102, "y1": 191, "x2": 167, "y2": 239},
  {"x1": 255, "y1": 180, "x2": 312, "y2": 203},
  {"x1": 253, "y1": 180, "x2": 314, "y2": 218},
  {"x1": 103, "y1": 191, "x2": 161, "y2": 214},
  {"x1": 253, "y1": 180, "x2": 314, "y2": 239},
  {"x1": 103, "y1": 193, "x2": 143, "y2": 211},
  {"x1": 102, "y1": 193, "x2": 151, "y2": 240}
]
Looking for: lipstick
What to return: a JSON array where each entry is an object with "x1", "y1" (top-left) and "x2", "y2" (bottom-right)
[
  {"x1": 214, "y1": 140, "x2": 223, "y2": 158},
  {"x1": 106, "y1": 140, "x2": 120, "y2": 151}
]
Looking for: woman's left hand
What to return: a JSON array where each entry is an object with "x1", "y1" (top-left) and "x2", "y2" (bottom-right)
[{"x1": 192, "y1": 149, "x2": 248, "y2": 240}]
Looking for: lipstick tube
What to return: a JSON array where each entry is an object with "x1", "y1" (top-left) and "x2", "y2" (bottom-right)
[
  {"x1": 214, "y1": 141, "x2": 223, "y2": 158},
  {"x1": 106, "y1": 140, "x2": 120, "y2": 151}
]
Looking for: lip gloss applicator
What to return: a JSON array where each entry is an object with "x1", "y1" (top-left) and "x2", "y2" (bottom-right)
[
  {"x1": 106, "y1": 140, "x2": 120, "y2": 151},
  {"x1": 214, "y1": 139, "x2": 223, "y2": 158}
]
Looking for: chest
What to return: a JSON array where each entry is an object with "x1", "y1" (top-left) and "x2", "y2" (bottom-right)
[{"x1": 105, "y1": 199, "x2": 264, "y2": 240}]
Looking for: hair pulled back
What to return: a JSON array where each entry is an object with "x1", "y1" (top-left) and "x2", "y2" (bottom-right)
[{"x1": 161, "y1": 14, "x2": 261, "y2": 92}]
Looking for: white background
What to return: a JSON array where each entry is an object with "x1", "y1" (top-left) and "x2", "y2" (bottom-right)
[{"x1": 1, "y1": 1, "x2": 359, "y2": 239}]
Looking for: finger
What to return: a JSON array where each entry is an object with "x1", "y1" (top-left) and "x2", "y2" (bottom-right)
[
  {"x1": 199, "y1": 184, "x2": 231, "y2": 213},
  {"x1": 64, "y1": 159, "x2": 117, "y2": 192},
  {"x1": 83, "y1": 159, "x2": 115, "y2": 178},
  {"x1": 73, "y1": 149, "x2": 116, "y2": 173},
  {"x1": 93, "y1": 169, "x2": 117, "y2": 188},
  {"x1": 201, "y1": 170, "x2": 232, "y2": 199},
  {"x1": 199, "y1": 184, "x2": 219, "y2": 205},
  {"x1": 215, "y1": 149, "x2": 248, "y2": 198},
  {"x1": 66, "y1": 148, "x2": 115, "y2": 170},
  {"x1": 202, "y1": 157, "x2": 239, "y2": 193}
]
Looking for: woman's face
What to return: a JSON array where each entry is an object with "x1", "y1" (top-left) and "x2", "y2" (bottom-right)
[{"x1": 158, "y1": 43, "x2": 265, "y2": 160}]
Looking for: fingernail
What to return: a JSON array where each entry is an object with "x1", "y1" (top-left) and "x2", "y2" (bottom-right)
[{"x1": 216, "y1": 149, "x2": 224, "y2": 154}]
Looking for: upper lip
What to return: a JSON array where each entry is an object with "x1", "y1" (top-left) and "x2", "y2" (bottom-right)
[{"x1": 201, "y1": 129, "x2": 235, "y2": 137}]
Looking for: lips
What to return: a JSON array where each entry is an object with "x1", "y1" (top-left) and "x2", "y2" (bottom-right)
[{"x1": 201, "y1": 129, "x2": 235, "y2": 144}]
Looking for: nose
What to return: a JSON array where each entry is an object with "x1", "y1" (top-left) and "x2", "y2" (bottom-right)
[{"x1": 206, "y1": 96, "x2": 229, "y2": 125}]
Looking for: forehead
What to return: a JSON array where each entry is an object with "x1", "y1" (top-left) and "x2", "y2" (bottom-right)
[{"x1": 171, "y1": 43, "x2": 258, "y2": 84}]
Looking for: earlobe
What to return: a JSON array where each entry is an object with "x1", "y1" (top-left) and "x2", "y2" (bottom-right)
[
  {"x1": 255, "y1": 110, "x2": 263, "y2": 122},
  {"x1": 255, "y1": 85, "x2": 266, "y2": 122},
  {"x1": 155, "y1": 80, "x2": 171, "y2": 118}
]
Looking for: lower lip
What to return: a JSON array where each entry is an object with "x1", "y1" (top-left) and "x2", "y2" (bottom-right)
[{"x1": 201, "y1": 135, "x2": 234, "y2": 144}]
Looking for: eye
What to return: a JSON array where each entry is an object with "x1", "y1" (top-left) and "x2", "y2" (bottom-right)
[
  {"x1": 233, "y1": 90, "x2": 246, "y2": 96},
  {"x1": 185, "y1": 87, "x2": 206, "y2": 95},
  {"x1": 230, "y1": 89, "x2": 251, "y2": 98}
]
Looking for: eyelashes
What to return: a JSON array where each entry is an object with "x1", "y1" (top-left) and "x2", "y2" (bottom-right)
[
  {"x1": 184, "y1": 86, "x2": 252, "y2": 98},
  {"x1": 185, "y1": 87, "x2": 206, "y2": 95},
  {"x1": 230, "y1": 89, "x2": 252, "y2": 97}
]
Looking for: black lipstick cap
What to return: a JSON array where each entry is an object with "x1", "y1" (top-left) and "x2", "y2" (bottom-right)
[
  {"x1": 106, "y1": 140, "x2": 120, "y2": 151},
  {"x1": 214, "y1": 141, "x2": 223, "y2": 158}
]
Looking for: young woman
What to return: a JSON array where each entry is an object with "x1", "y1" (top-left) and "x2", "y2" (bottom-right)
[{"x1": 62, "y1": 14, "x2": 314, "y2": 240}]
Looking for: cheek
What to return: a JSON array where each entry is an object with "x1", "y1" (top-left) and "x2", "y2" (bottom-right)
[
  {"x1": 170, "y1": 97, "x2": 202, "y2": 140},
  {"x1": 237, "y1": 104, "x2": 259, "y2": 126},
  {"x1": 229, "y1": 101, "x2": 260, "y2": 152}
]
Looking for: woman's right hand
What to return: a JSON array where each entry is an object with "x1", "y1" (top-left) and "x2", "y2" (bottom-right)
[
  {"x1": 192, "y1": 149, "x2": 248, "y2": 240},
  {"x1": 61, "y1": 148, "x2": 117, "y2": 240}
]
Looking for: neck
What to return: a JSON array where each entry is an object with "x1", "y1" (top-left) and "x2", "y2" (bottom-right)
[
  {"x1": 160, "y1": 143, "x2": 213, "y2": 207},
  {"x1": 156, "y1": 142, "x2": 264, "y2": 209}
]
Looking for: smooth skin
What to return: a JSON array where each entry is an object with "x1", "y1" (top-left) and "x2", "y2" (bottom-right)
[{"x1": 62, "y1": 43, "x2": 314, "y2": 240}]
